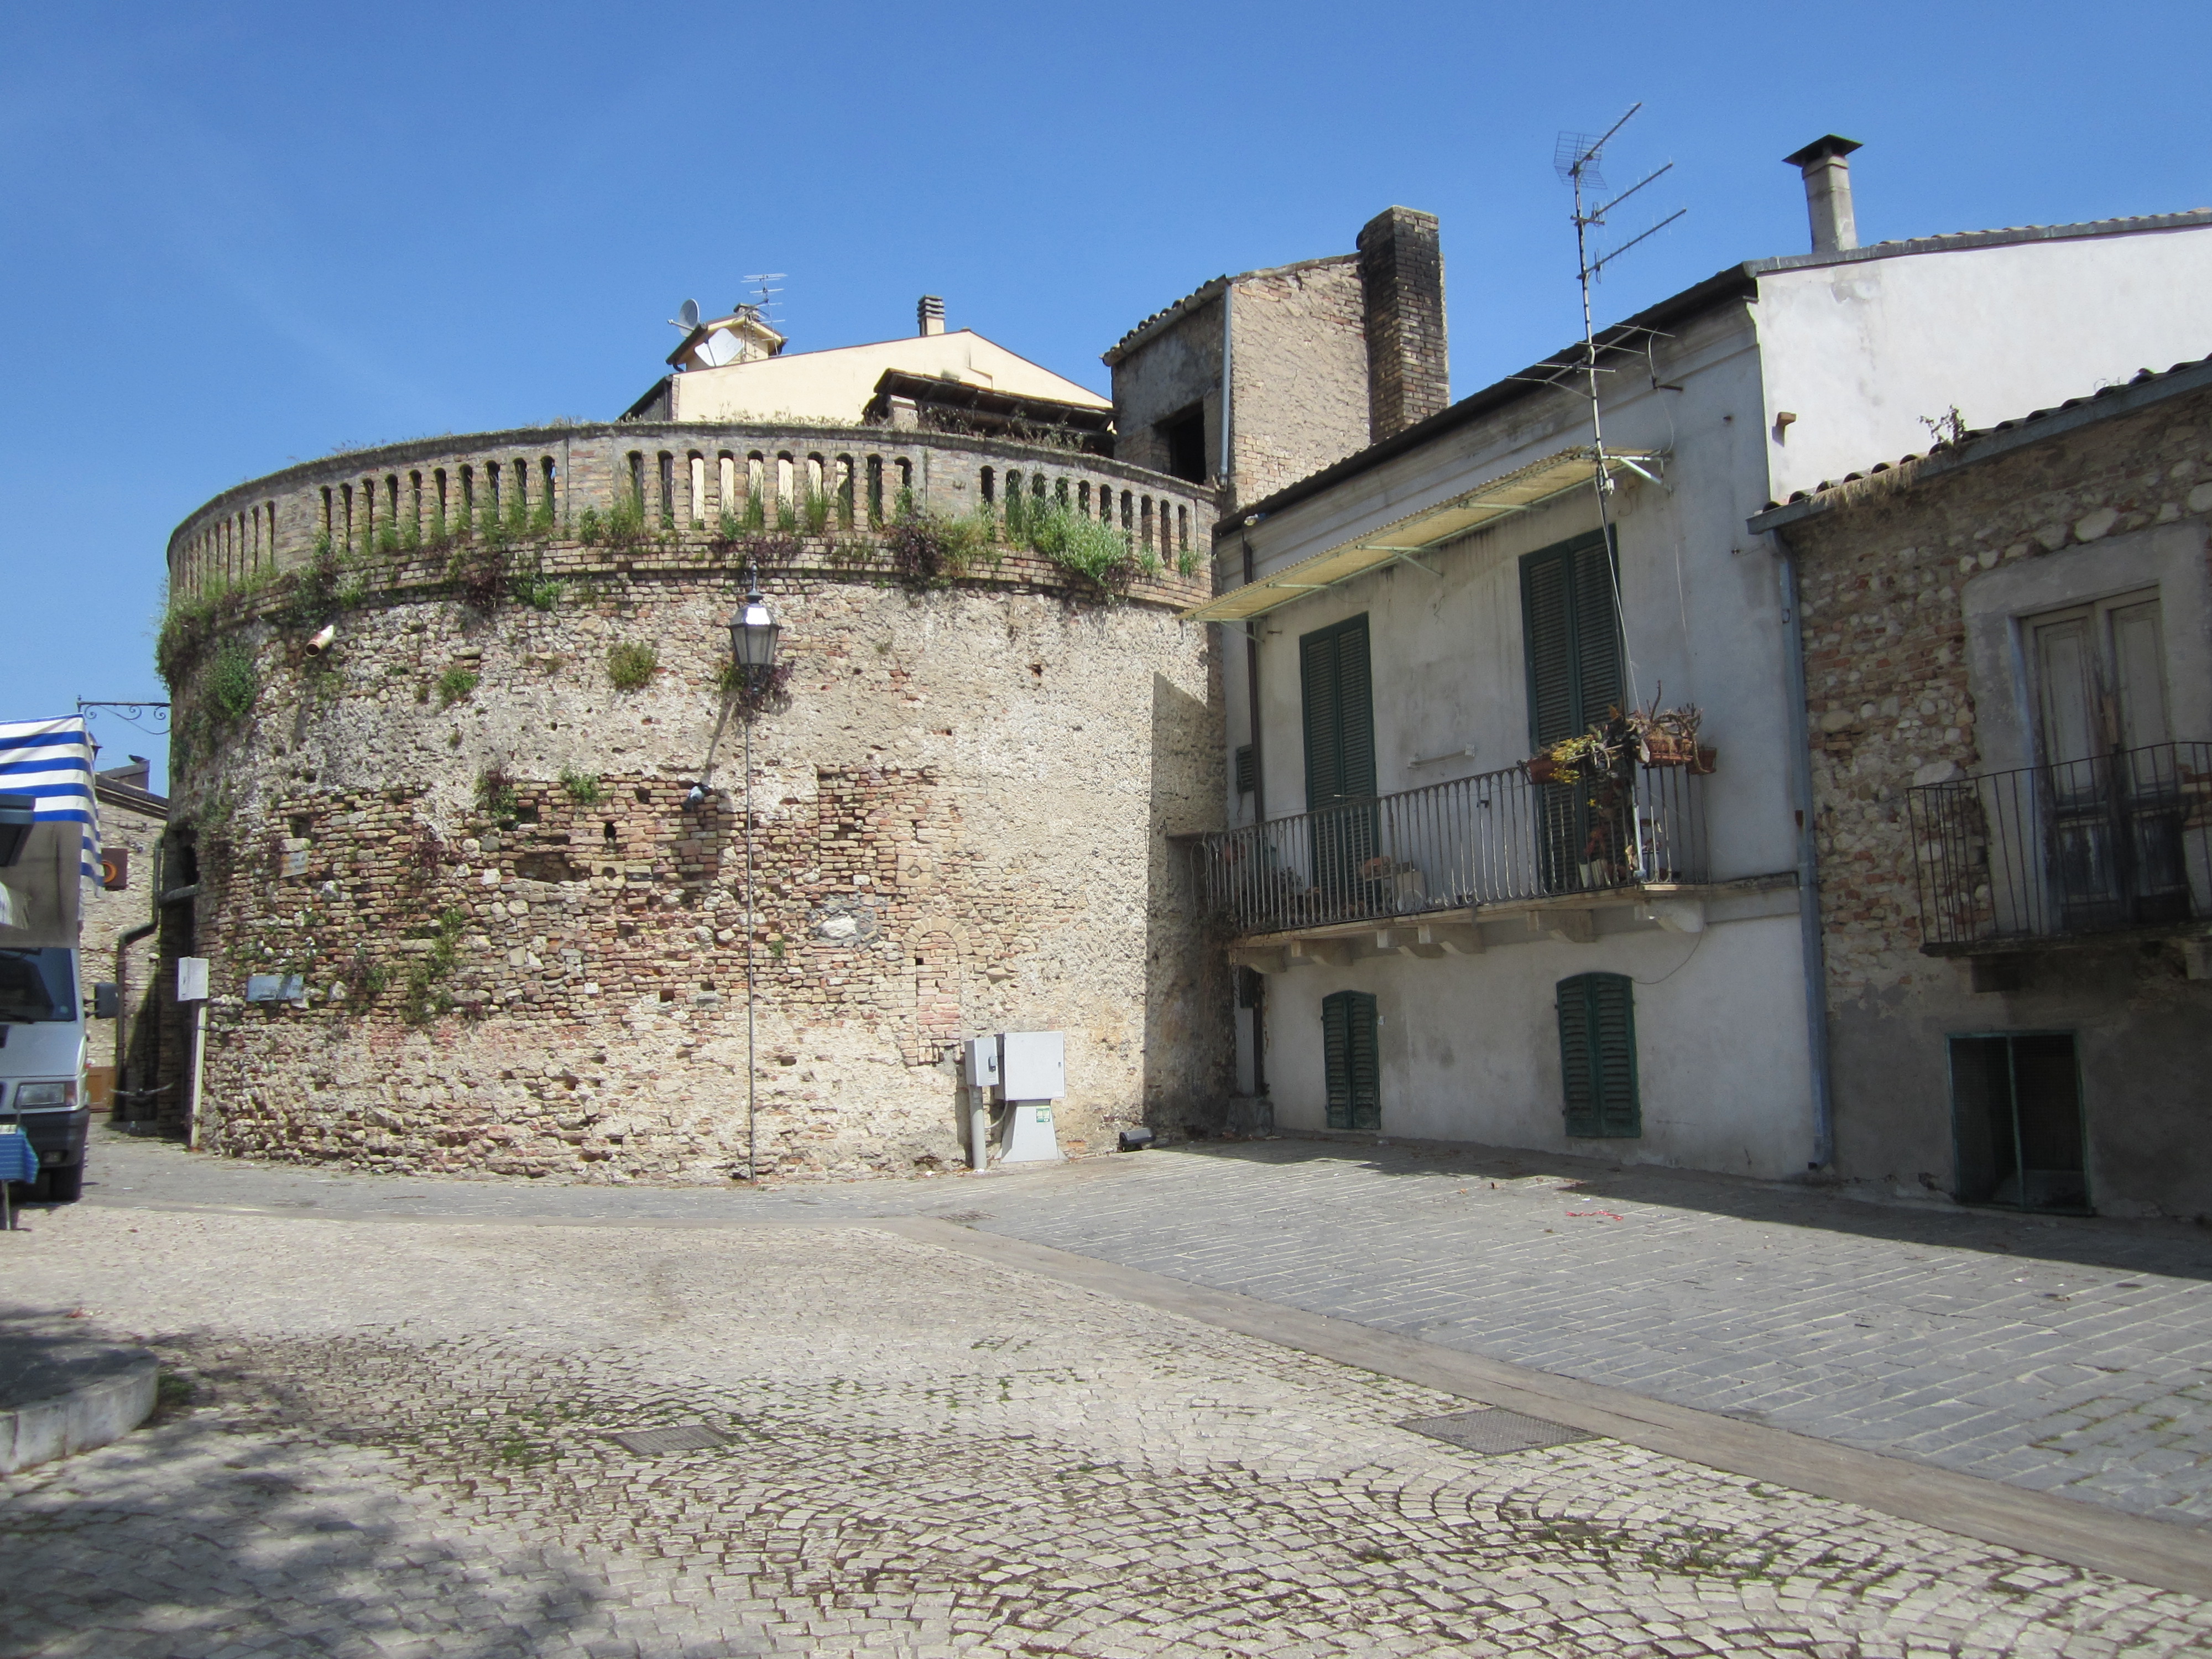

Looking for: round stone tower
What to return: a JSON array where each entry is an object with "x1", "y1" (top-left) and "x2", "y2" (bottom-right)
[{"x1": 152, "y1": 422, "x2": 1229, "y2": 1180}]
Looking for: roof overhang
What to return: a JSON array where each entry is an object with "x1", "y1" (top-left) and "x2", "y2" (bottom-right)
[{"x1": 1181, "y1": 446, "x2": 1663, "y2": 624}]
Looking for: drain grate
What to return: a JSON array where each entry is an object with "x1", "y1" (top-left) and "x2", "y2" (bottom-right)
[
  {"x1": 608, "y1": 1422, "x2": 728, "y2": 1456},
  {"x1": 1399, "y1": 1407, "x2": 1596, "y2": 1455}
]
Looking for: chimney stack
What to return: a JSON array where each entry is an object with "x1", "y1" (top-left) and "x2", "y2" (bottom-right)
[
  {"x1": 1357, "y1": 207, "x2": 1449, "y2": 443},
  {"x1": 917, "y1": 295, "x2": 946, "y2": 337},
  {"x1": 1783, "y1": 135, "x2": 1863, "y2": 255}
]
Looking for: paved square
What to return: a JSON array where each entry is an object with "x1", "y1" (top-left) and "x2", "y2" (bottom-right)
[{"x1": 6, "y1": 1190, "x2": 2211, "y2": 1655}]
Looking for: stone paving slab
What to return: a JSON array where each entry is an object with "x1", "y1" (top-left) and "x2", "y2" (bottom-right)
[
  {"x1": 4, "y1": 1200, "x2": 2211, "y2": 1655},
  {"x1": 63, "y1": 1128, "x2": 2212, "y2": 1528}
]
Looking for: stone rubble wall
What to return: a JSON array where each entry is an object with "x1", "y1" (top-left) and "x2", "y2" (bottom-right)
[
  {"x1": 163, "y1": 531, "x2": 1230, "y2": 1182},
  {"x1": 1791, "y1": 387, "x2": 2212, "y2": 998}
]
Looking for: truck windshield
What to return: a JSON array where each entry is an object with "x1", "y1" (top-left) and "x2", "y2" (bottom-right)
[{"x1": 0, "y1": 948, "x2": 76, "y2": 1022}]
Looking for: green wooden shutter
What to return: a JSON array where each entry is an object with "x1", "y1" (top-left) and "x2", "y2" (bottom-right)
[
  {"x1": 1556, "y1": 972, "x2": 1640, "y2": 1138},
  {"x1": 1520, "y1": 531, "x2": 1623, "y2": 748},
  {"x1": 1322, "y1": 989, "x2": 1380, "y2": 1131},
  {"x1": 1300, "y1": 615, "x2": 1375, "y2": 808}
]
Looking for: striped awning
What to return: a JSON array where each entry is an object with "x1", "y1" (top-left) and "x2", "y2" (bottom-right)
[
  {"x1": 1183, "y1": 446, "x2": 1662, "y2": 624},
  {"x1": 0, "y1": 717, "x2": 99, "y2": 947}
]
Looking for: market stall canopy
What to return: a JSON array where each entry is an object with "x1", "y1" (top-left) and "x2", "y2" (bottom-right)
[{"x1": 1182, "y1": 446, "x2": 1663, "y2": 624}]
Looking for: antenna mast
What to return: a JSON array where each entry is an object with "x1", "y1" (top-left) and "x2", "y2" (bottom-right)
[{"x1": 1553, "y1": 105, "x2": 1685, "y2": 705}]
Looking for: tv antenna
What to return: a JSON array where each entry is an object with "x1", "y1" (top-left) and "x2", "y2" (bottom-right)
[
  {"x1": 740, "y1": 273, "x2": 785, "y2": 328},
  {"x1": 1552, "y1": 103, "x2": 1684, "y2": 706}
]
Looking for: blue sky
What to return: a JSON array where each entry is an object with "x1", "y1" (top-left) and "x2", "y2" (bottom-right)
[{"x1": 5, "y1": 2, "x2": 2209, "y2": 790}]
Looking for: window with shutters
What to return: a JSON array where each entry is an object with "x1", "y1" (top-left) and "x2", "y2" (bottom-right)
[
  {"x1": 1521, "y1": 532, "x2": 1625, "y2": 891},
  {"x1": 1520, "y1": 530, "x2": 1624, "y2": 749},
  {"x1": 1555, "y1": 972, "x2": 1640, "y2": 1138},
  {"x1": 1322, "y1": 989, "x2": 1380, "y2": 1130},
  {"x1": 1301, "y1": 615, "x2": 1376, "y2": 901}
]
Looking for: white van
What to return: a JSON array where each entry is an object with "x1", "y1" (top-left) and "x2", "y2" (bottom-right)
[{"x1": 1, "y1": 717, "x2": 102, "y2": 1203}]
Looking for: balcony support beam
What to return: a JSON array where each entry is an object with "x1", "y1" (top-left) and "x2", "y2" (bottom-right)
[
  {"x1": 1228, "y1": 946, "x2": 1290, "y2": 975},
  {"x1": 1539, "y1": 910, "x2": 1598, "y2": 945},
  {"x1": 1289, "y1": 938, "x2": 1356, "y2": 968},
  {"x1": 1418, "y1": 922, "x2": 1484, "y2": 956}
]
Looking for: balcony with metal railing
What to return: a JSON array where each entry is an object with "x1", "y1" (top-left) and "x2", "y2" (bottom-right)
[
  {"x1": 1189, "y1": 758, "x2": 1718, "y2": 955},
  {"x1": 1908, "y1": 740, "x2": 2212, "y2": 952}
]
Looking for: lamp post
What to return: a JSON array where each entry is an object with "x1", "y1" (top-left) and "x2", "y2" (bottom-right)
[{"x1": 729, "y1": 576, "x2": 781, "y2": 1183}]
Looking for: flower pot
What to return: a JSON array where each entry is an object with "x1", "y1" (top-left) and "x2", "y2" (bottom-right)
[
  {"x1": 1642, "y1": 734, "x2": 1698, "y2": 768},
  {"x1": 1526, "y1": 755, "x2": 1564, "y2": 783},
  {"x1": 1689, "y1": 746, "x2": 1719, "y2": 775}
]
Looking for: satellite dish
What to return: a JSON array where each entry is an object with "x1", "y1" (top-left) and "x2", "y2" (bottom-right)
[
  {"x1": 697, "y1": 328, "x2": 743, "y2": 368},
  {"x1": 679, "y1": 298, "x2": 701, "y2": 329}
]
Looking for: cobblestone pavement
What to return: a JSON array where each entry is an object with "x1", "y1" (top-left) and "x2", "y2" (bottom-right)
[
  {"x1": 76, "y1": 1130, "x2": 2212, "y2": 1527},
  {"x1": 7, "y1": 1198, "x2": 2212, "y2": 1657}
]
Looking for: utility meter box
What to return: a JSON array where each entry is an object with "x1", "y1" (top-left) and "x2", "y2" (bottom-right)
[
  {"x1": 963, "y1": 1034, "x2": 1001, "y2": 1090},
  {"x1": 999, "y1": 1031, "x2": 1065, "y2": 1102}
]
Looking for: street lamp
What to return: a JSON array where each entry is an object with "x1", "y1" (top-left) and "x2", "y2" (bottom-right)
[
  {"x1": 730, "y1": 576, "x2": 780, "y2": 1185},
  {"x1": 729, "y1": 582, "x2": 781, "y2": 678}
]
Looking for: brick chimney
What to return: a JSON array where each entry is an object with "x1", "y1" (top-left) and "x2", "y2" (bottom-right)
[
  {"x1": 1357, "y1": 207, "x2": 1448, "y2": 442},
  {"x1": 917, "y1": 295, "x2": 946, "y2": 337},
  {"x1": 1783, "y1": 135, "x2": 1863, "y2": 255}
]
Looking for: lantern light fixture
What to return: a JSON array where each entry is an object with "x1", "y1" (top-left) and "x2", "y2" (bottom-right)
[{"x1": 729, "y1": 581, "x2": 780, "y2": 674}]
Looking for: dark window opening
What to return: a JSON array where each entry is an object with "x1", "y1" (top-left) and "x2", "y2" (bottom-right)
[
  {"x1": 1949, "y1": 1033, "x2": 2089, "y2": 1211},
  {"x1": 1322, "y1": 989, "x2": 1380, "y2": 1130},
  {"x1": 1159, "y1": 405, "x2": 1208, "y2": 484}
]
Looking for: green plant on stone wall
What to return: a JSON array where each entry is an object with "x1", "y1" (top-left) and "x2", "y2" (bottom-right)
[
  {"x1": 775, "y1": 495, "x2": 799, "y2": 535},
  {"x1": 202, "y1": 641, "x2": 260, "y2": 725},
  {"x1": 742, "y1": 490, "x2": 766, "y2": 533},
  {"x1": 437, "y1": 666, "x2": 481, "y2": 708},
  {"x1": 508, "y1": 550, "x2": 565, "y2": 612},
  {"x1": 559, "y1": 767, "x2": 604, "y2": 805},
  {"x1": 606, "y1": 640, "x2": 658, "y2": 691},
  {"x1": 802, "y1": 487, "x2": 833, "y2": 536},
  {"x1": 476, "y1": 762, "x2": 520, "y2": 823},
  {"x1": 1025, "y1": 500, "x2": 1151, "y2": 595},
  {"x1": 398, "y1": 906, "x2": 469, "y2": 1025}
]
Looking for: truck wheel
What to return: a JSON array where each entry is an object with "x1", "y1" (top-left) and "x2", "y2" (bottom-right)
[{"x1": 43, "y1": 1165, "x2": 82, "y2": 1203}]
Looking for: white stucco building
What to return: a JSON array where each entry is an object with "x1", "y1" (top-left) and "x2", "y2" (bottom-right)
[{"x1": 1187, "y1": 139, "x2": 2212, "y2": 1180}]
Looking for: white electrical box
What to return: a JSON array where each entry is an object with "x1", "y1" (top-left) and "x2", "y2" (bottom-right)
[
  {"x1": 964, "y1": 1034, "x2": 1001, "y2": 1089},
  {"x1": 176, "y1": 957, "x2": 210, "y2": 1001},
  {"x1": 999, "y1": 1031, "x2": 1065, "y2": 1102}
]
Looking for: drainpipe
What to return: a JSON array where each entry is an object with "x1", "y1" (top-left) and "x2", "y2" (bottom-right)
[
  {"x1": 1775, "y1": 544, "x2": 1836, "y2": 1170},
  {"x1": 114, "y1": 920, "x2": 156, "y2": 1118},
  {"x1": 1240, "y1": 529, "x2": 1266, "y2": 1099}
]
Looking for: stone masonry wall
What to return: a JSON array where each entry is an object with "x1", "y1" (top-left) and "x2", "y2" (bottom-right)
[
  {"x1": 163, "y1": 526, "x2": 1229, "y2": 1182},
  {"x1": 1783, "y1": 382, "x2": 2212, "y2": 1212}
]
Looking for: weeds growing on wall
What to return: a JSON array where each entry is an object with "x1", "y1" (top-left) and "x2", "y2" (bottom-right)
[
  {"x1": 606, "y1": 640, "x2": 659, "y2": 691},
  {"x1": 437, "y1": 666, "x2": 481, "y2": 708},
  {"x1": 802, "y1": 487, "x2": 834, "y2": 536},
  {"x1": 577, "y1": 495, "x2": 649, "y2": 550},
  {"x1": 775, "y1": 497, "x2": 800, "y2": 535},
  {"x1": 559, "y1": 768, "x2": 604, "y2": 806},
  {"x1": 1025, "y1": 501, "x2": 1153, "y2": 596},
  {"x1": 742, "y1": 490, "x2": 766, "y2": 534},
  {"x1": 508, "y1": 550, "x2": 565, "y2": 611},
  {"x1": 398, "y1": 906, "x2": 469, "y2": 1025},
  {"x1": 336, "y1": 949, "x2": 392, "y2": 1009},
  {"x1": 717, "y1": 658, "x2": 794, "y2": 717},
  {"x1": 884, "y1": 503, "x2": 997, "y2": 591},
  {"x1": 450, "y1": 543, "x2": 510, "y2": 613},
  {"x1": 202, "y1": 641, "x2": 261, "y2": 725},
  {"x1": 476, "y1": 763, "x2": 520, "y2": 823}
]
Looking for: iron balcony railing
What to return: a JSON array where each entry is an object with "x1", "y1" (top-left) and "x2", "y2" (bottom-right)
[
  {"x1": 1907, "y1": 740, "x2": 2212, "y2": 947},
  {"x1": 1192, "y1": 760, "x2": 1709, "y2": 938}
]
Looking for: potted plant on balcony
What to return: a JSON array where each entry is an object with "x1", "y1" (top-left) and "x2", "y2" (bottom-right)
[{"x1": 1624, "y1": 697, "x2": 1707, "y2": 768}]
